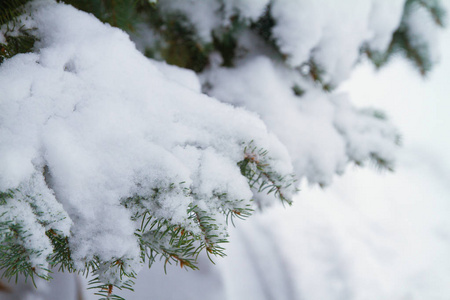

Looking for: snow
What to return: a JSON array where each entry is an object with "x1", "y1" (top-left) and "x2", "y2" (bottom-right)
[
  {"x1": 270, "y1": 0, "x2": 406, "y2": 85},
  {"x1": 158, "y1": 0, "x2": 223, "y2": 42},
  {"x1": 155, "y1": 0, "x2": 413, "y2": 86},
  {"x1": 226, "y1": 0, "x2": 270, "y2": 21},
  {"x1": 139, "y1": 0, "x2": 440, "y2": 186},
  {"x1": 0, "y1": 0, "x2": 294, "y2": 285},
  {"x1": 0, "y1": 0, "x2": 448, "y2": 298},
  {"x1": 158, "y1": 0, "x2": 271, "y2": 43},
  {"x1": 403, "y1": 1, "x2": 441, "y2": 67},
  {"x1": 202, "y1": 56, "x2": 399, "y2": 185},
  {"x1": 367, "y1": 0, "x2": 406, "y2": 51},
  {"x1": 111, "y1": 21, "x2": 450, "y2": 300}
]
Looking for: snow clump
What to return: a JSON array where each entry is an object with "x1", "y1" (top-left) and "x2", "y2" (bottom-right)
[{"x1": 0, "y1": 0, "x2": 294, "y2": 285}]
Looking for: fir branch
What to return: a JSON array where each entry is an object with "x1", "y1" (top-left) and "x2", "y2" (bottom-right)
[
  {"x1": 45, "y1": 229, "x2": 74, "y2": 273},
  {"x1": 0, "y1": 190, "x2": 16, "y2": 205},
  {"x1": 0, "y1": 218, "x2": 50, "y2": 285},
  {"x1": 365, "y1": 0, "x2": 446, "y2": 75},
  {"x1": 414, "y1": 0, "x2": 447, "y2": 27},
  {"x1": 125, "y1": 196, "x2": 204, "y2": 272},
  {"x1": 238, "y1": 142, "x2": 296, "y2": 206},
  {"x1": 211, "y1": 16, "x2": 246, "y2": 67},
  {"x1": 250, "y1": 2, "x2": 286, "y2": 62},
  {"x1": 85, "y1": 256, "x2": 136, "y2": 300},
  {"x1": 148, "y1": 10, "x2": 212, "y2": 71},
  {"x1": 0, "y1": 0, "x2": 37, "y2": 64},
  {"x1": 59, "y1": 0, "x2": 149, "y2": 32},
  {"x1": 136, "y1": 212, "x2": 201, "y2": 271},
  {"x1": 0, "y1": 0, "x2": 32, "y2": 25}
]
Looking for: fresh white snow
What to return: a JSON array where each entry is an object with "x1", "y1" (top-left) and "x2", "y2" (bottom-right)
[
  {"x1": 113, "y1": 24, "x2": 450, "y2": 300},
  {"x1": 0, "y1": 0, "x2": 448, "y2": 299},
  {"x1": 0, "y1": 0, "x2": 294, "y2": 285}
]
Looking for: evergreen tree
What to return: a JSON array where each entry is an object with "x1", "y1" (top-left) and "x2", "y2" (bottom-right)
[{"x1": 0, "y1": 0, "x2": 445, "y2": 299}]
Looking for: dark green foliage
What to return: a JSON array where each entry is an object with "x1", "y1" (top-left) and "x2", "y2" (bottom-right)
[
  {"x1": 212, "y1": 17, "x2": 243, "y2": 67},
  {"x1": 46, "y1": 229, "x2": 74, "y2": 273},
  {"x1": 249, "y1": 2, "x2": 286, "y2": 62},
  {"x1": 149, "y1": 12, "x2": 212, "y2": 72},
  {"x1": 59, "y1": 0, "x2": 148, "y2": 32},
  {"x1": 0, "y1": 0, "x2": 32, "y2": 25},
  {"x1": 0, "y1": 0, "x2": 37, "y2": 64},
  {"x1": 250, "y1": 4, "x2": 276, "y2": 45}
]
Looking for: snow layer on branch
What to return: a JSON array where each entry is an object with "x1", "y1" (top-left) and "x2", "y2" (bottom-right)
[
  {"x1": 202, "y1": 56, "x2": 399, "y2": 185},
  {"x1": 159, "y1": 0, "x2": 270, "y2": 43},
  {"x1": 403, "y1": 1, "x2": 441, "y2": 67},
  {"x1": 156, "y1": 0, "x2": 443, "y2": 85},
  {"x1": 0, "y1": 0, "x2": 293, "y2": 281},
  {"x1": 225, "y1": 0, "x2": 270, "y2": 21},
  {"x1": 0, "y1": 172, "x2": 70, "y2": 273},
  {"x1": 271, "y1": 0, "x2": 406, "y2": 85},
  {"x1": 367, "y1": 0, "x2": 406, "y2": 52},
  {"x1": 158, "y1": 0, "x2": 223, "y2": 42}
]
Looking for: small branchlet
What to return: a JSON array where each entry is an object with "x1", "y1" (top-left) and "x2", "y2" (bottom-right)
[
  {"x1": 135, "y1": 210, "x2": 201, "y2": 272},
  {"x1": 86, "y1": 257, "x2": 136, "y2": 300},
  {"x1": 46, "y1": 229, "x2": 74, "y2": 273},
  {"x1": 238, "y1": 141, "x2": 296, "y2": 207},
  {"x1": 0, "y1": 218, "x2": 50, "y2": 286},
  {"x1": 366, "y1": 0, "x2": 446, "y2": 75}
]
